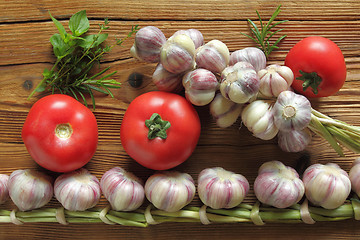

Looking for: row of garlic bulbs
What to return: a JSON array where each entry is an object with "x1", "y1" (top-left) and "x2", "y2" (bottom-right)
[
  {"x1": 130, "y1": 26, "x2": 312, "y2": 153},
  {"x1": 1, "y1": 160, "x2": 360, "y2": 213}
]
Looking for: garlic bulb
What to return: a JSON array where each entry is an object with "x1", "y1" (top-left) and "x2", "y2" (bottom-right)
[
  {"x1": 278, "y1": 128, "x2": 312, "y2": 152},
  {"x1": 172, "y1": 29, "x2": 204, "y2": 49},
  {"x1": 273, "y1": 91, "x2": 312, "y2": 132},
  {"x1": 182, "y1": 68, "x2": 219, "y2": 106},
  {"x1": 152, "y1": 63, "x2": 184, "y2": 92},
  {"x1": 131, "y1": 26, "x2": 166, "y2": 63},
  {"x1": 241, "y1": 100, "x2": 279, "y2": 140},
  {"x1": 197, "y1": 167, "x2": 249, "y2": 209},
  {"x1": 160, "y1": 34, "x2": 196, "y2": 74},
  {"x1": 258, "y1": 64, "x2": 294, "y2": 97},
  {"x1": 8, "y1": 169, "x2": 53, "y2": 211},
  {"x1": 54, "y1": 168, "x2": 101, "y2": 211},
  {"x1": 101, "y1": 167, "x2": 145, "y2": 211},
  {"x1": 220, "y1": 61, "x2": 260, "y2": 104},
  {"x1": 303, "y1": 163, "x2": 351, "y2": 209},
  {"x1": 195, "y1": 40, "x2": 230, "y2": 74},
  {"x1": 254, "y1": 161, "x2": 305, "y2": 208},
  {"x1": 349, "y1": 158, "x2": 360, "y2": 197},
  {"x1": 0, "y1": 174, "x2": 9, "y2": 204},
  {"x1": 229, "y1": 47, "x2": 266, "y2": 72},
  {"x1": 209, "y1": 93, "x2": 243, "y2": 128},
  {"x1": 145, "y1": 171, "x2": 196, "y2": 212}
]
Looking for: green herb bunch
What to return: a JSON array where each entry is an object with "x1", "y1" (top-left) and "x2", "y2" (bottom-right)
[{"x1": 29, "y1": 10, "x2": 139, "y2": 109}]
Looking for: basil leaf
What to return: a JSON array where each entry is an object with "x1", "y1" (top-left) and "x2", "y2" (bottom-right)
[
  {"x1": 69, "y1": 10, "x2": 89, "y2": 37},
  {"x1": 49, "y1": 12, "x2": 67, "y2": 40},
  {"x1": 79, "y1": 33, "x2": 108, "y2": 49},
  {"x1": 50, "y1": 33, "x2": 72, "y2": 58}
]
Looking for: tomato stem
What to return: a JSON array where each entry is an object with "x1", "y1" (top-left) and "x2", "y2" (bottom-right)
[
  {"x1": 145, "y1": 113, "x2": 171, "y2": 140},
  {"x1": 297, "y1": 70, "x2": 322, "y2": 95},
  {"x1": 55, "y1": 123, "x2": 73, "y2": 139}
]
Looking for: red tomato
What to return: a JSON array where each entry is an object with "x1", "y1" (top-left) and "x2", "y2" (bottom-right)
[
  {"x1": 120, "y1": 91, "x2": 201, "y2": 170},
  {"x1": 285, "y1": 36, "x2": 347, "y2": 98},
  {"x1": 22, "y1": 94, "x2": 98, "y2": 172}
]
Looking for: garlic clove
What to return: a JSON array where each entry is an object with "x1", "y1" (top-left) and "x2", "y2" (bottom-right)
[
  {"x1": 273, "y1": 90, "x2": 312, "y2": 132},
  {"x1": 54, "y1": 168, "x2": 101, "y2": 211},
  {"x1": 145, "y1": 171, "x2": 196, "y2": 212},
  {"x1": 220, "y1": 62, "x2": 260, "y2": 104},
  {"x1": 132, "y1": 26, "x2": 167, "y2": 63},
  {"x1": 152, "y1": 63, "x2": 184, "y2": 92},
  {"x1": 197, "y1": 167, "x2": 249, "y2": 209},
  {"x1": 254, "y1": 161, "x2": 305, "y2": 208},
  {"x1": 182, "y1": 68, "x2": 219, "y2": 106},
  {"x1": 160, "y1": 34, "x2": 196, "y2": 74},
  {"x1": 209, "y1": 93, "x2": 243, "y2": 128},
  {"x1": 229, "y1": 47, "x2": 266, "y2": 72},
  {"x1": 172, "y1": 29, "x2": 204, "y2": 49},
  {"x1": 101, "y1": 167, "x2": 145, "y2": 211},
  {"x1": 278, "y1": 128, "x2": 312, "y2": 152},
  {"x1": 349, "y1": 158, "x2": 360, "y2": 198},
  {"x1": 0, "y1": 174, "x2": 9, "y2": 204},
  {"x1": 241, "y1": 100, "x2": 279, "y2": 140},
  {"x1": 258, "y1": 64, "x2": 294, "y2": 97},
  {"x1": 8, "y1": 169, "x2": 53, "y2": 211},
  {"x1": 195, "y1": 39, "x2": 230, "y2": 74},
  {"x1": 303, "y1": 163, "x2": 351, "y2": 209}
]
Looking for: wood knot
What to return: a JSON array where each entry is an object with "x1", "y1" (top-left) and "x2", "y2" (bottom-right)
[
  {"x1": 128, "y1": 72, "x2": 143, "y2": 88},
  {"x1": 23, "y1": 80, "x2": 33, "y2": 91}
]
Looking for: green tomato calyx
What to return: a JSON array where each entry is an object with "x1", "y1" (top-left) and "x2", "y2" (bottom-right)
[
  {"x1": 145, "y1": 113, "x2": 171, "y2": 140},
  {"x1": 297, "y1": 70, "x2": 322, "y2": 95}
]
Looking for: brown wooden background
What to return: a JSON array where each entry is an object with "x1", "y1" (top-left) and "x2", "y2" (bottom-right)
[{"x1": 1, "y1": 0, "x2": 360, "y2": 239}]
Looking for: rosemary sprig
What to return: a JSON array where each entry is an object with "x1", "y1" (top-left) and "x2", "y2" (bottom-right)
[
  {"x1": 28, "y1": 10, "x2": 139, "y2": 109},
  {"x1": 241, "y1": 5, "x2": 288, "y2": 59}
]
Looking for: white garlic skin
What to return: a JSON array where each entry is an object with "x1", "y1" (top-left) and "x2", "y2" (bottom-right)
[
  {"x1": 209, "y1": 93, "x2": 243, "y2": 128},
  {"x1": 182, "y1": 68, "x2": 219, "y2": 106},
  {"x1": 145, "y1": 171, "x2": 195, "y2": 212},
  {"x1": 273, "y1": 91, "x2": 312, "y2": 132},
  {"x1": 303, "y1": 163, "x2": 351, "y2": 209},
  {"x1": 220, "y1": 61, "x2": 260, "y2": 104},
  {"x1": 160, "y1": 34, "x2": 196, "y2": 74},
  {"x1": 278, "y1": 128, "x2": 312, "y2": 152},
  {"x1": 349, "y1": 158, "x2": 360, "y2": 197},
  {"x1": 54, "y1": 168, "x2": 101, "y2": 211},
  {"x1": 254, "y1": 161, "x2": 305, "y2": 208},
  {"x1": 195, "y1": 39, "x2": 230, "y2": 74},
  {"x1": 8, "y1": 169, "x2": 53, "y2": 211},
  {"x1": 241, "y1": 100, "x2": 279, "y2": 140},
  {"x1": 0, "y1": 174, "x2": 9, "y2": 204},
  {"x1": 172, "y1": 29, "x2": 204, "y2": 49},
  {"x1": 131, "y1": 26, "x2": 167, "y2": 63},
  {"x1": 197, "y1": 167, "x2": 249, "y2": 209},
  {"x1": 152, "y1": 63, "x2": 184, "y2": 92},
  {"x1": 229, "y1": 47, "x2": 266, "y2": 72},
  {"x1": 101, "y1": 167, "x2": 144, "y2": 211},
  {"x1": 258, "y1": 64, "x2": 294, "y2": 97}
]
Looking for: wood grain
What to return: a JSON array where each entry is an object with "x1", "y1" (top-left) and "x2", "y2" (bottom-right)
[{"x1": 1, "y1": 0, "x2": 360, "y2": 239}]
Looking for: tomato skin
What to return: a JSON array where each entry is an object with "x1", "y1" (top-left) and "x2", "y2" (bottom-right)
[
  {"x1": 285, "y1": 36, "x2": 347, "y2": 98},
  {"x1": 22, "y1": 94, "x2": 98, "y2": 172},
  {"x1": 120, "y1": 91, "x2": 201, "y2": 170}
]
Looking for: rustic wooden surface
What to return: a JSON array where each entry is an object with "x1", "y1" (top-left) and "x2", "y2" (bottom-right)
[{"x1": 1, "y1": 0, "x2": 360, "y2": 239}]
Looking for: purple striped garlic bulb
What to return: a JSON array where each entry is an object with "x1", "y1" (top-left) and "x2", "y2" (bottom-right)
[
  {"x1": 130, "y1": 26, "x2": 166, "y2": 63},
  {"x1": 303, "y1": 163, "x2": 351, "y2": 209},
  {"x1": 172, "y1": 29, "x2": 204, "y2": 49},
  {"x1": 349, "y1": 158, "x2": 360, "y2": 197},
  {"x1": 258, "y1": 64, "x2": 294, "y2": 97},
  {"x1": 101, "y1": 167, "x2": 145, "y2": 211},
  {"x1": 197, "y1": 167, "x2": 249, "y2": 209},
  {"x1": 8, "y1": 169, "x2": 53, "y2": 211},
  {"x1": 209, "y1": 93, "x2": 243, "y2": 128},
  {"x1": 182, "y1": 68, "x2": 219, "y2": 106},
  {"x1": 152, "y1": 63, "x2": 184, "y2": 92},
  {"x1": 0, "y1": 174, "x2": 9, "y2": 204},
  {"x1": 145, "y1": 171, "x2": 196, "y2": 212},
  {"x1": 278, "y1": 128, "x2": 312, "y2": 152},
  {"x1": 229, "y1": 47, "x2": 266, "y2": 72},
  {"x1": 160, "y1": 34, "x2": 196, "y2": 74},
  {"x1": 254, "y1": 161, "x2": 305, "y2": 208},
  {"x1": 220, "y1": 61, "x2": 260, "y2": 104},
  {"x1": 195, "y1": 39, "x2": 230, "y2": 74},
  {"x1": 54, "y1": 168, "x2": 101, "y2": 211}
]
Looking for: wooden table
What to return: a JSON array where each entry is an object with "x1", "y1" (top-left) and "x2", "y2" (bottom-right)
[{"x1": 1, "y1": 0, "x2": 360, "y2": 239}]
